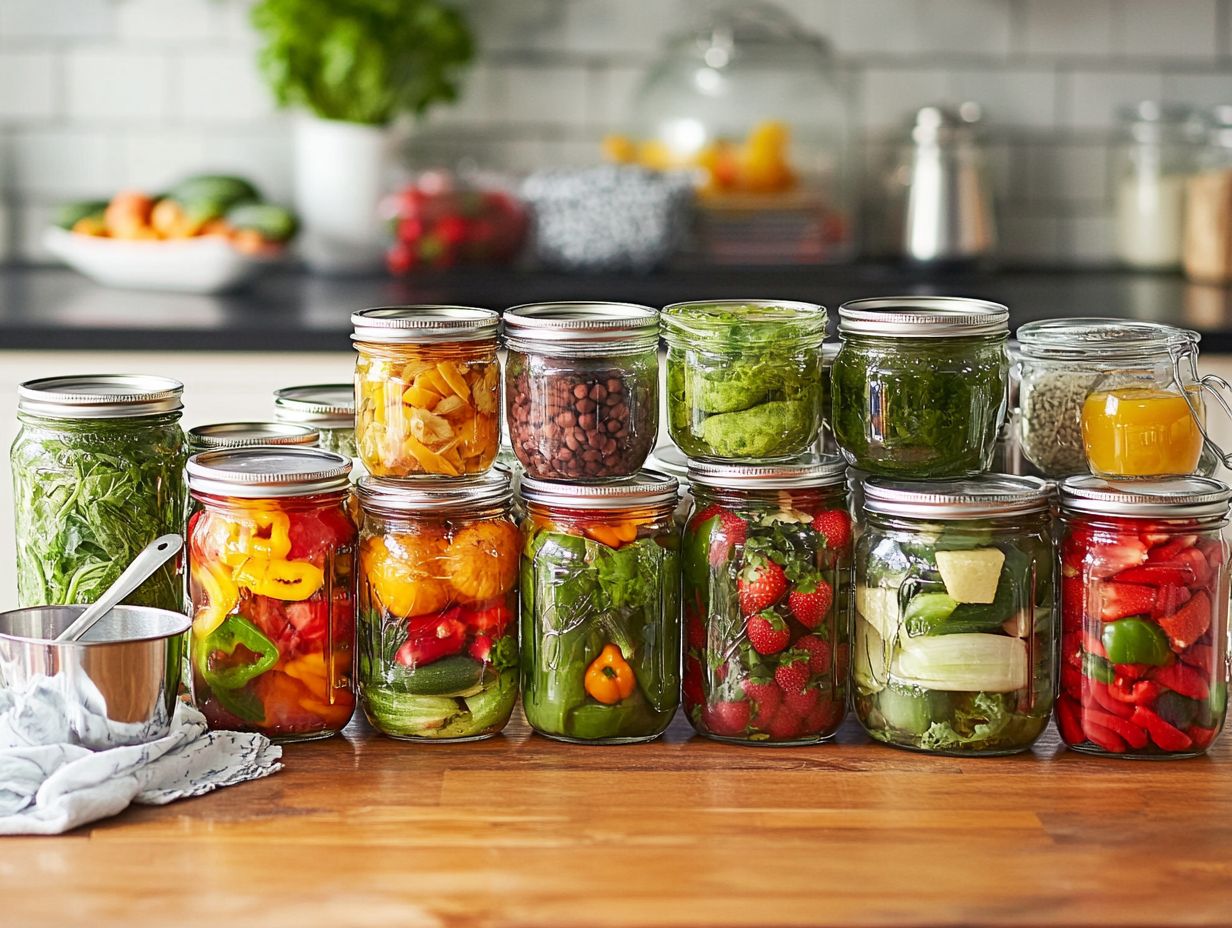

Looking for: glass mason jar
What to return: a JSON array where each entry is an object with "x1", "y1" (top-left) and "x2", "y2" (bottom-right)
[
  {"x1": 504, "y1": 301, "x2": 660, "y2": 480},
  {"x1": 188, "y1": 422, "x2": 319, "y2": 455},
  {"x1": 352, "y1": 306, "x2": 501, "y2": 478},
  {"x1": 1057, "y1": 476, "x2": 1229, "y2": 758},
  {"x1": 852, "y1": 476, "x2": 1056, "y2": 755},
  {"x1": 818, "y1": 342, "x2": 840, "y2": 455},
  {"x1": 274, "y1": 384, "x2": 357, "y2": 459},
  {"x1": 682, "y1": 456, "x2": 850, "y2": 745},
  {"x1": 1184, "y1": 105, "x2": 1232, "y2": 284},
  {"x1": 831, "y1": 297, "x2": 1009, "y2": 478},
  {"x1": 355, "y1": 471, "x2": 520, "y2": 741},
  {"x1": 519, "y1": 471, "x2": 681, "y2": 743},
  {"x1": 647, "y1": 443, "x2": 692, "y2": 527},
  {"x1": 661, "y1": 300, "x2": 826, "y2": 461},
  {"x1": 187, "y1": 447, "x2": 357, "y2": 741},
  {"x1": 12, "y1": 375, "x2": 186, "y2": 610}
]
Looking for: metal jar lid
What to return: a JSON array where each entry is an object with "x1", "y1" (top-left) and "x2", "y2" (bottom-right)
[
  {"x1": 838, "y1": 296, "x2": 1008, "y2": 338},
  {"x1": 519, "y1": 469, "x2": 678, "y2": 510},
  {"x1": 647, "y1": 445, "x2": 690, "y2": 486},
  {"x1": 351, "y1": 306, "x2": 500, "y2": 344},
  {"x1": 273, "y1": 384, "x2": 355, "y2": 428},
  {"x1": 357, "y1": 468, "x2": 513, "y2": 515},
  {"x1": 863, "y1": 474, "x2": 1053, "y2": 520},
  {"x1": 660, "y1": 299, "x2": 827, "y2": 346},
  {"x1": 1059, "y1": 475, "x2": 1232, "y2": 520},
  {"x1": 17, "y1": 374, "x2": 184, "y2": 419},
  {"x1": 688, "y1": 454, "x2": 848, "y2": 490},
  {"x1": 503, "y1": 302, "x2": 660, "y2": 354},
  {"x1": 188, "y1": 422, "x2": 320, "y2": 452},
  {"x1": 187, "y1": 447, "x2": 352, "y2": 498},
  {"x1": 1015, "y1": 317, "x2": 1199, "y2": 363}
]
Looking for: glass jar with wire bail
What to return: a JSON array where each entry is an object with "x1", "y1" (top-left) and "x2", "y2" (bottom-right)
[
  {"x1": 504, "y1": 301, "x2": 660, "y2": 480},
  {"x1": 352, "y1": 306, "x2": 501, "y2": 479},
  {"x1": 1057, "y1": 476, "x2": 1229, "y2": 758},
  {"x1": 274, "y1": 384, "x2": 357, "y2": 459},
  {"x1": 12, "y1": 375, "x2": 186, "y2": 611},
  {"x1": 187, "y1": 447, "x2": 357, "y2": 741},
  {"x1": 682, "y1": 456, "x2": 851, "y2": 745},
  {"x1": 519, "y1": 471, "x2": 681, "y2": 744},
  {"x1": 852, "y1": 475, "x2": 1055, "y2": 755},
  {"x1": 355, "y1": 470, "x2": 520, "y2": 742},
  {"x1": 830, "y1": 297, "x2": 1009, "y2": 478}
]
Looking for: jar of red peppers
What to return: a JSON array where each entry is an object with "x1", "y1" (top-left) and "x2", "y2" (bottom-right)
[
  {"x1": 356, "y1": 470, "x2": 520, "y2": 741},
  {"x1": 682, "y1": 456, "x2": 851, "y2": 745},
  {"x1": 504, "y1": 301, "x2": 660, "y2": 480},
  {"x1": 187, "y1": 447, "x2": 357, "y2": 741},
  {"x1": 1058, "y1": 475, "x2": 1230, "y2": 758}
]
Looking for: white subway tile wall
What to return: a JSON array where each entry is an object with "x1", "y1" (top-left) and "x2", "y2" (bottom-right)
[{"x1": 1, "y1": 0, "x2": 1231, "y2": 264}]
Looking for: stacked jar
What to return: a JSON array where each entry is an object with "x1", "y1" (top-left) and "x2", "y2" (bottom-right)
[{"x1": 351, "y1": 307, "x2": 519, "y2": 742}]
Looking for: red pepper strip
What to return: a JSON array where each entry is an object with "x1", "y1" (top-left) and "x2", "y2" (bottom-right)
[
  {"x1": 1082, "y1": 716, "x2": 1128, "y2": 753},
  {"x1": 1180, "y1": 642, "x2": 1215, "y2": 674},
  {"x1": 1061, "y1": 629, "x2": 1083, "y2": 668},
  {"x1": 1188, "y1": 725, "x2": 1218, "y2": 750},
  {"x1": 1152, "y1": 661, "x2": 1210, "y2": 701},
  {"x1": 1107, "y1": 676, "x2": 1161, "y2": 705},
  {"x1": 1131, "y1": 705, "x2": 1194, "y2": 753},
  {"x1": 1084, "y1": 706, "x2": 1149, "y2": 749},
  {"x1": 1060, "y1": 662, "x2": 1082, "y2": 700},
  {"x1": 1056, "y1": 695, "x2": 1085, "y2": 745},
  {"x1": 1085, "y1": 679, "x2": 1135, "y2": 719},
  {"x1": 1113, "y1": 663, "x2": 1150, "y2": 680},
  {"x1": 1082, "y1": 630, "x2": 1107, "y2": 659}
]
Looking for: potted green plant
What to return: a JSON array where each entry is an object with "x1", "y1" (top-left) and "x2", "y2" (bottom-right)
[{"x1": 252, "y1": 0, "x2": 473, "y2": 272}]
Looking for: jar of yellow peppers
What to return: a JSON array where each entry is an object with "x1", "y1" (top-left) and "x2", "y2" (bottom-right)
[{"x1": 352, "y1": 306, "x2": 501, "y2": 479}]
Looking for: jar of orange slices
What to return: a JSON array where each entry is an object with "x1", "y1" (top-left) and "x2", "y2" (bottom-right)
[{"x1": 352, "y1": 306, "x2": 501, "y2": 478}]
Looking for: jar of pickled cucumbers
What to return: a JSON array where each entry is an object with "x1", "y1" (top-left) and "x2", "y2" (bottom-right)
[
  {"x1": 831, "y1": 297, "x2": 1009, "y2": 478},
  {"x1": 356, "y1": 470, "x2": 520, "y2": 741},
  {"x1": 187, "y1": 447, "x2": 357, "y2": 741},
  {"x1": 1057, "y1": 475, "x2": 1229, "y2": 758},
  {"x1": 274, "y1": 383, "x2": 357, "y2": 460},
  {"x1": 352, "y1": 306, "x2": 501, "y2": 478},
  {"x1": 661, "y1": 299, "x2": 826, "y2": 461},
  {"x1": 682, "y1": 456, "x2": 850, "y2": 745},
  {"x1": 519, "y1": 471, "x2": 680, "y2": 743},
  {"x1": 853, "y1": 475, "x2": 1055, "y2": 755}
]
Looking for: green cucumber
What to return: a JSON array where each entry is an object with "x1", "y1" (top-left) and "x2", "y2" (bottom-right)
[
  {"x1": 902, "y1": 592, "x2": 959, "y2": 637},
  {"x1": 55, "y1": 199, "x2": 108, "y2": 230},
  {"x1": 400, "y1": 655, "x2": 486, "y2": 696},
  {"x1": 876, "y1": 683, "x2": 933, "y2": 736},
  {"x1": 167, "y1": 174, "x2": 261, "y2": 207},
  {"x1": 225, "y1": 202, "x2": 298, "y2": 242}
]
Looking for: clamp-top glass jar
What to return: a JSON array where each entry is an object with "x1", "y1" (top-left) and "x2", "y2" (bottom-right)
[
  {"x1": 504, "y1": 302, "x2": 660, "y2": 480},
  {"x1": 852, "y1": 475, "x2": 1055, "y2": 755},
  {"x1": 831, "y1": 297, "x2": 1009, "y2": 478},
  {"x1": 1057, "y1": 476, "x2": 1229, "y2": 758},
  {"x1": 352, "y1": 306, "x2": 501, "y2": 478},
  {"x1": 274, "y1": 384, "x2": 357, "y2": 459}
]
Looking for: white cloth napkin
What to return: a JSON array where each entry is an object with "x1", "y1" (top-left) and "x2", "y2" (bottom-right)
[{"x1": 0, "y1": 676, "x2": 282, "y2": 835}]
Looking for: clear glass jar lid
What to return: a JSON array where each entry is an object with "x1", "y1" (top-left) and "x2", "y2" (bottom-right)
[
  {"x1": 1059, "y1": 475, "x2": 1232, "y2": 519},
  {"x1": 688, "y1": 454, "x2": 847, "y2": 490},
  {"x1": 357, "y1": 468, "x2": 513, "y2": 514},
  {"x1": 863, "y1": 474, "x2": 1053, "y2": 519},
  {"x1": 1016, "y1": 317, "x2": 1199, "y2": 363},
  {"x1": 351, "y1": 306, "x2": 500, "y2": 343},
  {"x1": 273, "y1": 384, "x2": 354, "y2": 428},
  {"x1": 503, "y1": 302, "x2": 659, "y2": 353},
  {"x1": 188, "y1": 422, "x2": 319, "y2": 451},
  {"x1": 519, "y1": 469, "x2": 678, "y2": 509},
  {"x1": 838, "y1": 297, "x2": 1008, "y2": 338},
  {"x1": 188, "y1": 447, "x2": 351, "y2": 498},
  {"x1": 18, "y1": 374, "x2": 184, "y2": 419},
  {"x1": 660, "y1": 300, "x2": 826, "y2": 346}
]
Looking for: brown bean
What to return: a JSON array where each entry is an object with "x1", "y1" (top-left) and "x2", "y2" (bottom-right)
[
  {"x1": 555, "y1": 410, "x2": 576, "y2": 428},
  {"x1": 577, "y1": 398, "x2": 596, "y2": 414},
  {"x1": 573, "y1": 383, "x2": 589, "y2": 399},
  {"x1": 590, "y1": 384, "x2": 608, "y2": 401},
  {"x1": 565, "y1": 434, "x2": 579, "y2": 451},
  {"x1": 578, "y1": 413, "x2": 595, "y2": 429}
]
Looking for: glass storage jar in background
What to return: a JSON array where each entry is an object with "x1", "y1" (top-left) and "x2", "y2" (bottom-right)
[
  {"x1": 682, "y1": 456, "x2": 850, "y2": 745},
  {"x1": 519, "y1": 471, "x2": 680, "y2": 744},
  {"x1": 504, "y1": 302, "x2": 659, "y2": 480},
  {"x1": 831, "y1": 297, "x2": 1009, "y2": 478},
  {"x1": 852, "y1": 476, "x2": 1055, "y2": 755},
  {"x1": 274, "y1": 383, "x2": 358, "y2": 459},
  {"x1": 352, "y1": 306, "x2": 501, "y2": 478},
  {"x1": 356, "y1": 470, "x2": 519, "y2": 741},
  {"x1": 647, "y1": 443, "x2": 692, "y2": 526},
  {"x1": 1184, "y1": 105, "x2": 1232, "y2": 285},
  {"x1": 1057, "y1": 476, "x2": 1229, "y2": 758},
  {"x1": 187, "y1": 447, "x2": 356, "y2": 741},
  {"x1": 188, "y1": 422, "x2": 319, "y2": 454},
  {"x1": 12, "y1": 375, "x2": 186, "y2": 610},
  {"x1": 661, "y1": 299, "x2": 826, "y2": 461}
]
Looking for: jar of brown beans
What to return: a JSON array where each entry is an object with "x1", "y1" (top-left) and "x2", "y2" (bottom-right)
[{"x1": 503, "y1": 302, "x2": 659, "y2": 481}]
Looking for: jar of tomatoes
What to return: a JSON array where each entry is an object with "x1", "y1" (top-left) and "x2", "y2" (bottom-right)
[
  {"x1": 187, "y1": 447, "x2": 357, "y2": 740},
  {"x1": 352, "y1": 306, "x2": 501, "y2": 478},
  {"x1": 519, "y1": 471, "x2": 680, "y2": 743},
  {"x1": 682, "y1": 456, "x2": 851, "y2": 745},
  {"x1": 1057, "y1": 475, "x2": 1229, "y2": 757},
  {"x1": 356, "y1": 470, "x2": 520, "y2": 741}
]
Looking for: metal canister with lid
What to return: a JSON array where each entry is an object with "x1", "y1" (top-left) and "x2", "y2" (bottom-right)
[{"x1": 273, "y1": 383, "x2": 357, "y2": 459}]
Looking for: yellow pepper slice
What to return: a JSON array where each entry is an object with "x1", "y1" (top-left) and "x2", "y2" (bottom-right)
[
  {"x1": 232, "y1": 557, "x2": 324, "y2": 602},
  {"x1": 191, "y1": 559, "x2": 239, "y2": 638}
]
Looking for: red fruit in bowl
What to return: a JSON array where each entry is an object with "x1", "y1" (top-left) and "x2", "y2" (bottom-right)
[
  {"x1": 1098, "y1": 582, "x2": 1156, "y2": 621},
  {"x1": 747, "y1": 610, "x2": 791, "y2": 655},
  {"x1": 811, "y1": 509, "x2": 851, "y2": 550},
  {"x1": 795, "y1": 634, "x2": 832, "y2": 674},
  {"x1": 738, "y1": 560, "x2": 787, "y2": 616},
  {"x1": 397, "y1": 216, "x2": 424, "y2": 242},
  {"x1": 787, "y1": 576, "x2": 832, "y2": 629},
  {"x1": 436, "y1": 214, "x2": 468, "y2": 246},
  {"x1": 704, "y1": 699, "x2": 751, "y2": 736}
]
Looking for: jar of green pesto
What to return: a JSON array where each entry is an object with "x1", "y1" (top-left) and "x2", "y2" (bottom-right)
[
  {"x1": 831, "y1": 297, "x2": 1009, "y2": 478},
  {"x1": 661, "y1": 300, "x2": 827, "y2": 461}
]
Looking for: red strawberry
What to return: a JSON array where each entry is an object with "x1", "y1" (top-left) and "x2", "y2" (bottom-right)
[
  {"x1": 811, "y1": 509, "x2": 851, "y2": 550},
  {"x1": 738, "y1": 560, "x2": 787, "y2": 616},
  {"x1": 686, "y1": 613, "x2": 706, "y2": 650},
  {"x1": 1152, "y1": 583, "x2": 1192, "y2": 619},
  {"x1": 1148, "y1": 534, "x2": 1198, "y2": 563},
  {"x1": 1113, "y1": 563, "x2": 1196, "y2": 586},
  {"x1": 787, "y1": 577, "x2": 833, "y2": 629},
  {"x1": 746, "y1": 610, "x2": 791, "y2": 655},
  {"x1": 1181, "y1": 642, "x2": 1215, "y2": 674},
  {"x1": 682, "y1": 656, "x2": 704, "y2": 709},
  {"x1": 1157, "y1": 590, "x2": 1212, "y2": 651},
  {"x1": 774, "y1": 653, "x2": 810, "y2": 695},
  {"x1": 766, "y1": 706, "x2": 803, "y2": 740},
  {"x1": 744, "y1": 680, "x2": 782, "y2": 728},
  {"x1": 708, "y1": 510, "x2": 748, "y2": 567},
  {"x1": 795, "y1": 634, "x2": 832, "y2": 674},
  {"x1": 1061, "y1": 574, "x2": 1084, "y2": 626},
  {"x1": 782, "y1": 685, "x2": 820, "y2": 718},
  {"x1": 803, "y1": 699, "x2": 842, "y2": 734},
  {"x1": 835, "y1": 642, "x2": 849, "y2": 680},
  {"x1": 1174, "y1": 548, "x2": 1212, "y2": 586},
  {"x1": 1089, "y1": 537, "x2": 1148, "y2": 578},
  {"x1": 1098, "y1": 581, "x2": 1156, "y2": 621},
  {"x1": 704, "y1": 699, "x2": 750, "y2": 736}
]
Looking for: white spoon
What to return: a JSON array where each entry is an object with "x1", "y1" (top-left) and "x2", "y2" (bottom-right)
[{"x1": 55, "y1": 534, "x2": 184, "y2": 643}]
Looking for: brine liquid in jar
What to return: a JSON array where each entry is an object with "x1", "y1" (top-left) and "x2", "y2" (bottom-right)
[{"x1": 1082, "y1": 385, "x2": 1204, "y2": 478}]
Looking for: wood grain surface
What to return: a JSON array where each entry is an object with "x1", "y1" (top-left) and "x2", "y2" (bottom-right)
[{"x1": 2, "y1": 710, "x2": 1230, "y2": 928}]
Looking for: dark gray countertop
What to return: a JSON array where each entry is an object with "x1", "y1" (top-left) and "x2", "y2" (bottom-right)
[{"x1": 3, "y1": 263, "x2": 1232, "y2": 352}]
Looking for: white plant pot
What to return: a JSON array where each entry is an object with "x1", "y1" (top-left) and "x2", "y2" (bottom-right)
[{"x1": 294, "y1": 116, "x2": 391, "y2": 274}]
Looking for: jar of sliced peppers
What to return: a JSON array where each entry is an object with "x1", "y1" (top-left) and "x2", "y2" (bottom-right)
[
  {"x1": 1057, "y1": 475, "x2": 1229, "y2": 758},
  {"x1": 519, "y1": 471, "x2": 680, "y2": 744},
  {"x1": 356, "y1": 470, "x2": 520, "y2": 741},
  {"x1": 352, "y1": 306, "x2": 501, "y2": 478},
  {"x1": 187, "y1": 447, "x2": 357, "y2": 741},
  {"x1": 682, "y1": 456, "x2": 851, "y2": 745}
]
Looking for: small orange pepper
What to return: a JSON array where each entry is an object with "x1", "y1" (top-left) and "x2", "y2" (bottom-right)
[{"x1": 584, "y1": 643, "x2": 637, "y2": 705}]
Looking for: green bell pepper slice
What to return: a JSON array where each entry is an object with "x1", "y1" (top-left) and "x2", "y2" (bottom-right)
[
  {"x1": 1082, "y1": 651, "x2": 1115, "y2": 683},
  {"x1": 1101, "y1": 617, "x2": 1172, "y2": 666},
  {"x1": 196, "y1": 613, "x2": 279, "y2": 691}
]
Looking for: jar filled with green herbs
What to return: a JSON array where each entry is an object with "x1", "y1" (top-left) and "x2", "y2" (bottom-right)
[{"x1": 11, "y1": 375, "x2": 187, "y2": 610}]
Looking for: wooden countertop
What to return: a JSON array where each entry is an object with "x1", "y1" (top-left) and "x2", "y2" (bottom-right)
[{"x1": 4, "y1": 711, "x2": 1231, "y2": 927}]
